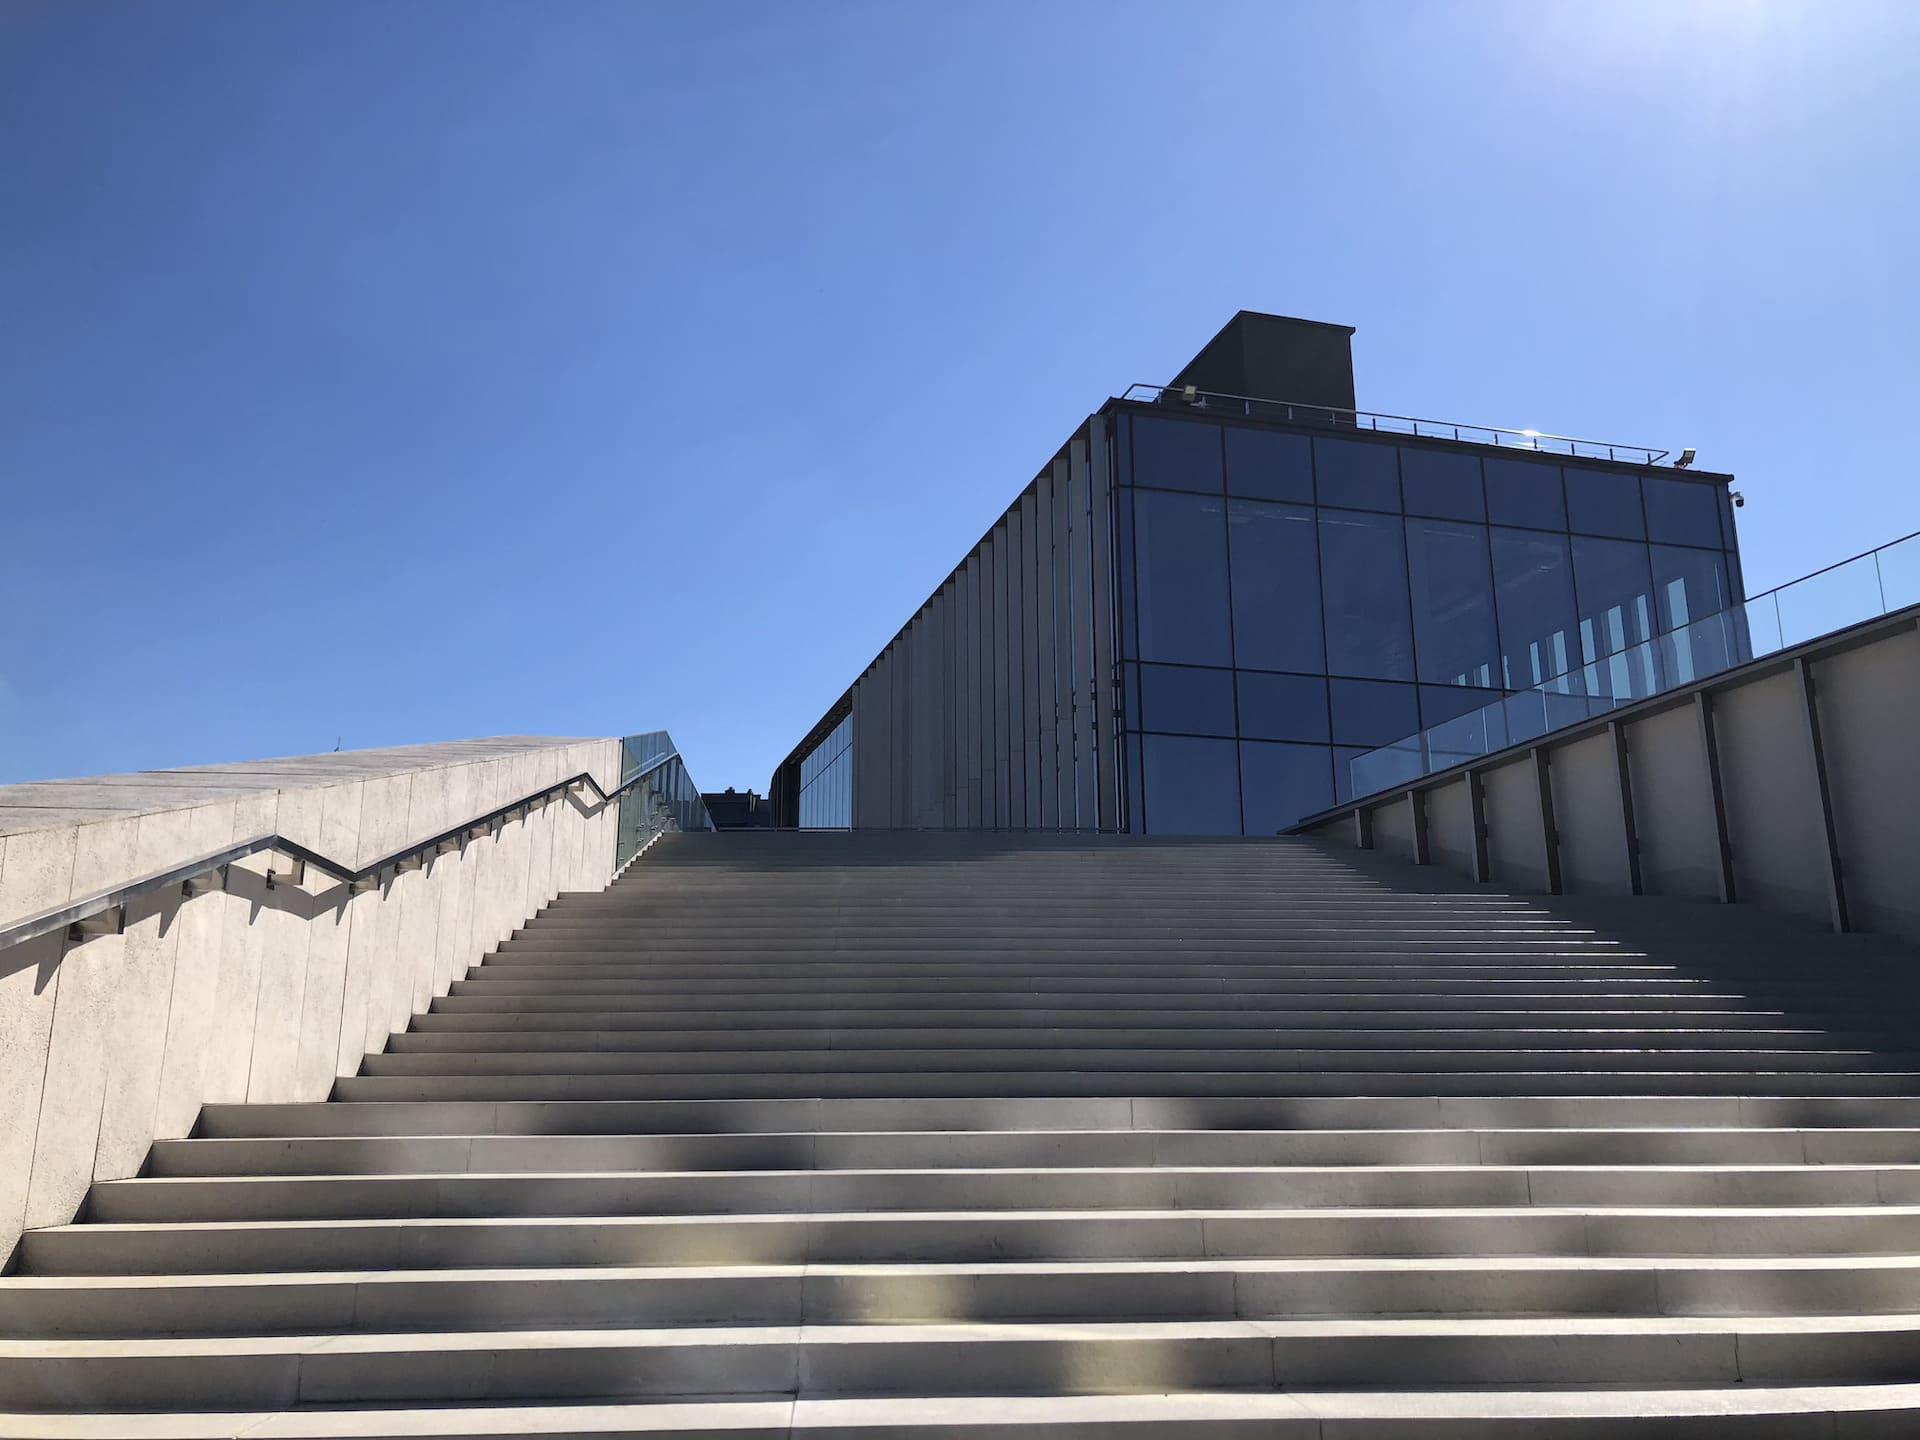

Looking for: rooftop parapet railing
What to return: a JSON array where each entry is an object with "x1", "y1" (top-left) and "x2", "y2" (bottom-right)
[
  {"x1": 1120, "y1": 384, "x2": 1673, "y2": 467},
  {"x1": 1343, "y1": 529, "x2": 1920, "y2": 803}
]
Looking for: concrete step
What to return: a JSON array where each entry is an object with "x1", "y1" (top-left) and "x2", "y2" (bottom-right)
[
  {"x1": 12, "y1": 1386, "x2": 1920, "y2": 1439},
  {"x1": 411, "y1": 1004, "x2": 1909, "y2": 1031},
  {"x1": 328, "y1": 1071, "x2": 1920, "y2": 1103},
  {"x1": 353, "y1": 1046, "x2": 1920, "y2": 1077},
  {"x1": 90, "y1": 1163, "x2": 1920, "y2": 1223},
  {"x1": 27, "y1": 1206, "x2": 1920, "y2": 1275},
  {"x1": 22, "y1": 1256, "x2": 1920, "y2": 1337},
  {"x1": 198, "y1": 1095, "x2": 1920, "y2": 1138},
  {"x1": 383, "y1": 1025, "x2": 1917, "y2": 1054},
  {"x1": 13, "y1": 1314, "x2": 1920, "y2": 1406},
  {"x1": 142, "y1": 1127, "x2": 1920, "y2": 1177}
]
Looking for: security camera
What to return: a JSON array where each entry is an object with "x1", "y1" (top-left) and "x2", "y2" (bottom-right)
[{"x1": 1730, "y1": 491, "x2": 1746, "y2": 508}]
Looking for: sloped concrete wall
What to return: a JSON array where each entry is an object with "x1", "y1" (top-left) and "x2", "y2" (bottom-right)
[
  {"x1": 0, "y1": 736, "x2": 624, "y2": 1269},
  {"x1": 1301, "y1": 612, "x2": 1920, "y2": 949}
]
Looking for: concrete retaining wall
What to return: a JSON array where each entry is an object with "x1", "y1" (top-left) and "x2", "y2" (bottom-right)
[
  {"x1": 1303, "y1": 612, "x2": 1920, "y2": 947},
  {"x1": 0, "y1": 736, "x2": 624, "y2": 1268}
]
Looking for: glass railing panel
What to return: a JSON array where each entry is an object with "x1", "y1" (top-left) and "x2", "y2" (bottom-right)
[
  {"x1": 1774, "y1": 552, "x2": 1885, "y2": 649},
  {"x1": 613, "y1": 732, "x2": 713, "y2": 869},
  {"x1": 1326, "y1": 528, "x2": 1920, "y2": 810},
  {"x1": 1878, "y1": 533, "x2": 1920, "y2": 613}
]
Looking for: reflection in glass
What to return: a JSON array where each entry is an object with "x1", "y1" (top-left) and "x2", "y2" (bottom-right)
[
  {"x1": 1571, "y1": 536, "x2": 1658, "y2": 700},
  {"x1": 1226, "y1": 428, "x2": 1313, "y2": 503},
  {"x1": 1240, "y1": 741, "x2": 1333, "y2": 836},
  {"x1": 1133, "y1": 490, "x2": 1233, "y2": 665},
  {"x1": 798, "y1": 713, "x2": 854, "y2": 828},
  {"x1": 1650, "y1": 545, "x2": 1733, "y2": 684},
  {"x1": 1142, "y1": 735, "x2": 1242, "y2": 835},
  {"x1": 1484, "y1": 457, "x2": 1566, "y2": 531},
  {"x1": 1320, "y1": 510, "x2": 1414, "y2": 680},
  {"x1": 1491, "y1": 527, "x2": 1578, "y2": 690},
  {"x1": 1406, "y1": 517, "x2": 1499, "y2": 687},
  {"x1": 1131, "y1": 415, "x2": 1223, "y2": 493},
  {"x1": 1314, "y1": 437, "x2": 1400, "y2": 513},
  {"x1": 1228, "y1": 500, "x2": 1323, "y2": 674}
]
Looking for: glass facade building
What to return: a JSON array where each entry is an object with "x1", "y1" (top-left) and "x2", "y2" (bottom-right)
[
  {"x1": 1113, "y1": 413, "x2": 1741, "y2": 833},
  {"x1": 772, "y1": 313, "x2": 1741, "y2": 837}
]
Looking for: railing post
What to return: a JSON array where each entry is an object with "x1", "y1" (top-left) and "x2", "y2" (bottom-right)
[
  {"x1": 1609, "y1": 720, "x2": 1643, "y2": 896},
  {"x1": 1533, "y1": 747, "x2": 1562, "y2": 896},
  {"x1": 1795, "y1": 657, "x2": 1850, "y2": 934},
  {"x1": 1694, "y1": 691, "x2": 1736, "y2": 904},
  {"x1": 1467, "y1": 770, "x2": 1490, "y2": 885}
]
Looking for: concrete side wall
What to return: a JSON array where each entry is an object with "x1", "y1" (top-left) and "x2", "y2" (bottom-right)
[
  {"x1": 1305, "y1": 614, "x2": 1920, "y2": 948},
  {"x1": 0, "y1": 737, "x2": 623, "y2": 1269}
]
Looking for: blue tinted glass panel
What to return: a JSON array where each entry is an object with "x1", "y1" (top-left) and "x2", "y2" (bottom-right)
[
  {"x1": 1136, "y1": 663, "x2": 1235, "y2": 736},
  {"x1": 1225, "y1": 427, "x2": 1313, "y2": 502},
  {"x1": 1491, "y1": 527, "x2": 1579, "y2": 689},
  {"x1": 1131, "y1": 490, "x2": 1232, "y2": 665},
  {"x1": 1400, "y1": 448, "x2": 1485, "y2": 522},
  {"x1": 1328, "y1": 679, "x2": 1420, "y2": 747},
  {"x1": 1642, "y1": 476, "x2": 1724, "y2": 549},
  {"x1": 1142, "y1": 735, "x2": 1242, "y2": 835},
  {"x1": 1240, "y1": 741, "x2": 1333, "y2": 836},
  {"x1": 1332, "y1": 745, "x2": 1372, "y2": 803},
  {"x1": 1313, "y1": 437, "x2": 1400, "y2": 512},
  {"x1": 1319, "y1": 510, "x2": 1414, "y2": 680},
  {"x1": 1484, "y1": 458, "x2": 1566, "y2": 530},
  {"x1": 1406, "y1": 517, "x2": 1499, "y2": 688},
  {"x1": 1650, "y1": 545, "x2": 1732, "y2": 632},
  {"x1": 1131, "y1": 416, "x2": 1223, "y2": 493},
  {"x1": 1565, "y1": 468, "x2": 1647, "y2": 539},
  {"x1": 1227, "y1": 500, "x2": 1324, "y2": 674},
  {"x1": 1419, "y1": 683, "x2": 1506, "y2": 729},
  {"x1": 1572, "y1": 535, "x2": 1659, "y2": 699},
  {"x1": 1237, "y1": 672, "x2": 1330, "y2": 743}
]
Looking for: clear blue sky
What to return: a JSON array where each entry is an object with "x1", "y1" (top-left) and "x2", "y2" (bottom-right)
[{"x1": 3, "y1": 0, "x2": 1916, "y2": 793}]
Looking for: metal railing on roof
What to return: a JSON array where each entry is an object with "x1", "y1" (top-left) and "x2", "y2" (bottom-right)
[{"x1": 1120, "y1": 384, "x2": 1672, "y2": 467}]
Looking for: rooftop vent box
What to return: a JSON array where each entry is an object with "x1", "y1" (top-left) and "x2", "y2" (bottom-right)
[{"x1": 1170, "y1": 311, "x2": 1357, "y2": 413}]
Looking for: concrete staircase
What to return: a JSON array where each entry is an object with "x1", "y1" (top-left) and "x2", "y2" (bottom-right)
[{"x1": 9, "y1": 830, "x2": 1920, "y2": 1435}]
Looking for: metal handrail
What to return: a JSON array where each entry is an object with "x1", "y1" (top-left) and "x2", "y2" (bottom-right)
[
  {"x1": 1120, "y1": 384, "x2": 1672, "y2": 466},
  {"x1": 0, "y1": 750, "x2": 683, "y2": 954}
]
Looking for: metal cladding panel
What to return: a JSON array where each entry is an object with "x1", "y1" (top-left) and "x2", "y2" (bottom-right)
[
  {"x1": 1067, "y1": 429, "x2": 1098, "y2": 827},
  {"x1": 1020, "y1": 486, "x2": 1044, "y2": 828},
  {"x1": 1087, "y1": 416, "x2": 1118, "y2": 830},
  {"x1": 960, "y1": 568, "x2": 975, "y2": 833},
  {"x1": 940, "y1": 580, "x2": 959, "y2": 827},
  {"x1": 979, "y1": 532, "x2": 999, "y2": 828},
  {"x1": 991, "y1": 521, "x2": 1011, "y2": 825},
  {"x1": 1033, "y1": 470, "x2": 1058, "y2": 829},
  {"x1": 1052, "y1": 452, "x2": 1076, "y2": 827},
  {"x1": 1005, "y1": 506, "x2": 1027, "y2": 828}
]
